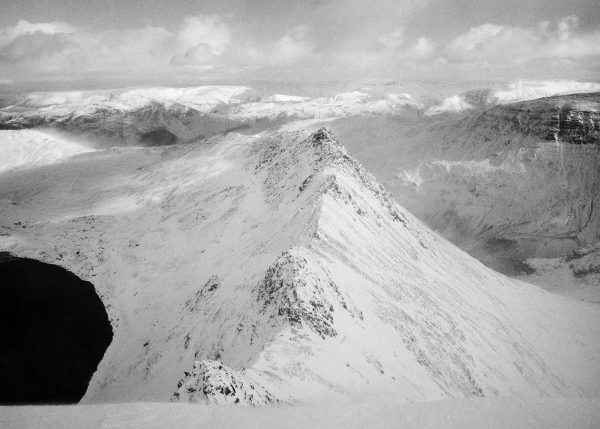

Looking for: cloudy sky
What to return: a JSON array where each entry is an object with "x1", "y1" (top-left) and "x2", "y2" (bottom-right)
[{"x1": 1, "y1": 0, "x2": 599, "y2": 86}]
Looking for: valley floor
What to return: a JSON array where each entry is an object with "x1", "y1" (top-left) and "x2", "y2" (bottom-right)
[{"x1": 2, "y1": 397, "x2": 600, "y2": 429}]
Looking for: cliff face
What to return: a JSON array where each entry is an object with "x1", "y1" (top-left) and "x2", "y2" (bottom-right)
[
  {"x1": 1, "y1": 128, "x2": 599, "y2": 404},
  {"x1": 443, "y1": 93, "x2": 600, "y2": 147},
  {"x1": 555, "y1": 99, "x2": 600, "y2": 145}
]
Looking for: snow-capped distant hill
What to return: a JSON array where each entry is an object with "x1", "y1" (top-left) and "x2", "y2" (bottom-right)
[
  {"x1": 0, "y1": 86, "x2": 421, "y2": 146},
  {"x1": 1, "y1": 80, "x2": 596, "y2": 147},
  {"x1": 0, "y1": 88, "x2": 250, "y2": 147},
  {"x1": 426, "y1": 80, "x2": 600, "y2": 115},
  {"x1": 1, "y1": 128, "x2": 599, "y2": 404},
  {"x1": 9, "y1": 86, "x2": 252, "y2": 112}
]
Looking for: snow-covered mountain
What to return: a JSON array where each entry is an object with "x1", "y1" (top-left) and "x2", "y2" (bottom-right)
[
  {"x1": 0, "y1": 86, "x2": 421, "y2": 146},
  {"x1": 318, "y1": 92, "x2": 600, "y2": 285},
  {"x1": 1, "y1": 80, "x2": 597, "y2": 147},
  {"x1": 398, "y1": 93, "x2": 600, "y2": 275},
  {"x1": 425, "y1": 80, "x2": 600, "y2": 115},
  {"x1": 1, "y1": 128, "x2": 599, "y2": 405}
]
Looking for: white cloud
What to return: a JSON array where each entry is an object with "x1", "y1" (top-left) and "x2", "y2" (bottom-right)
[
  {"x1": 377, "y1": 29, "x2": 405, "y2": 49},
  {"x1": 557, "y1": 15, "x2": 578, "y2": 41},
  {"x1": 0, "y1": 19, "x2": 76, "y2": 48},
  {"x1": 403, "y1": 37, "x2": 435, "y2": 60},
  {"x1": 269, "y1": 25, "x2": 314, "y2": 65},
  {"x1": 177, "y1": 15, "x2": 231, "y2": 56},
  {"x1": 445, "y1": 16, "x2": 600, "y2": 63},
  {"x1": 446, "y1": 24, "x2": 504, "y2": 59},
  {"x1": 0, "y1": 12, "x2": 598, "y2": 83}
]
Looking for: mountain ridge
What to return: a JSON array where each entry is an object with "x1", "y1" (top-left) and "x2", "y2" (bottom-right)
[{"x1": 0, "y1": 128, "x2": 599, "y2": 405}]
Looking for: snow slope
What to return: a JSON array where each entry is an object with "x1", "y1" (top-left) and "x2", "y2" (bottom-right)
[
  {"x1": 2, "y1": 397, "x2": 600, "y2": 429},
  {"x1": 0, "y1": 128, "x2": 599, "y2": 405},
  {"x1": 0, "y1": 130, "x2": 97, "y2": 173},
  {"x1": 517, "y1": 243, "x2": 600, "y2": 304}
]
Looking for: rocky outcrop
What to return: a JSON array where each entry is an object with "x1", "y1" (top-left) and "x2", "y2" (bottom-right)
[
  {"x1": 171, "y1": 360, "x2": 278, "y2": 405},
  {"x1": 555, "y1": 99, "x2": 600, "y2": 145}
]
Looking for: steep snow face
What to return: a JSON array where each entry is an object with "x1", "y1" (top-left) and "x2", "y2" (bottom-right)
[
  {"x1": 1, "y1": 129, "x2": 599, "y2": 405},
  {"x1": 426, "y1": 80, "x2": 600, "y2": 115},
  {"x1": 0, "y1": 130, "x2": 96, "y2": 173}
]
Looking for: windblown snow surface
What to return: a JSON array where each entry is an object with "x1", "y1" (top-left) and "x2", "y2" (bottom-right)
[
  {"x1": 0, "y1": 130, "x2": 96, "y2": 173},
  {"x1": 2, "y1": 398, "x2": 600, "y2": 429}
]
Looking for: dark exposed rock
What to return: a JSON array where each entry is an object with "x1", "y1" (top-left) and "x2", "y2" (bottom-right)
[
  {"x1": 171, "y1": 360, "x2": 278, "y2": 405},
  {"x1": 256, "y1": 251, "x2": 338, "y2": 339}
]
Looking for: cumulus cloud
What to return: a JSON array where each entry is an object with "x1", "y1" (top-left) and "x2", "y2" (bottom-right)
[
  {"x1": 445, "y1": 16, "x2": 600, "y2": 63},
  {"x1": 0, "y1": 19, "x2": 76, "y2": 48},
  {"x1": 377, "y1": 29, "x2": 405, "y2": 49},
  {"x1": 269, "y1": 25, "x2": 314, "y2": 65},
  {"x1": 0, "y1": 32, "x2": 72, "y2": 64},
  {"x1": 0, "y1": 11, "x2": 598, "y2": 83},
  {"x1": 403, "y1": 37, "x2": 435, "y2": 60},
  {"x1": 446, "y1": 24, "x2": 504, "y2": 59},
  {"x1": 172, "y1": 15, "x2": 232, "y2": 66}
]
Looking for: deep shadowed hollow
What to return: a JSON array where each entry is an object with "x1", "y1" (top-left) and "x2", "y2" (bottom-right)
[{"x1": 0, "y1": 252, "x2": 112, "y2": 404}]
